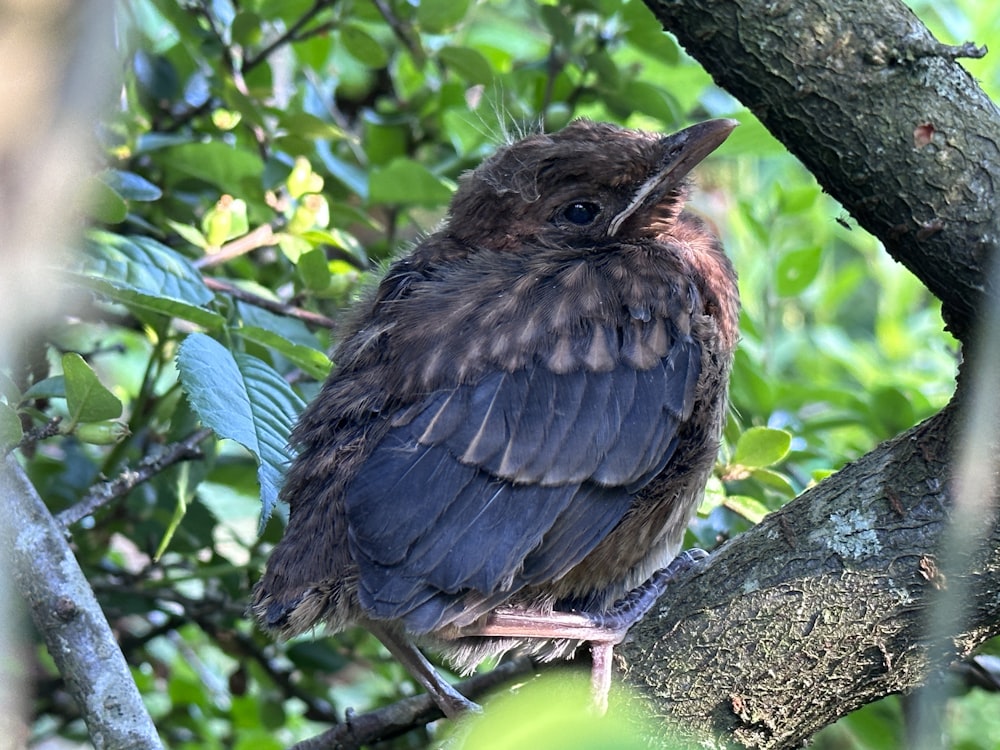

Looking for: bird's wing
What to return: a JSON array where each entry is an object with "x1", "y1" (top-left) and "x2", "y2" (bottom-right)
[{"x1": 344, "y1": 332, "x2": 701, "y2": 633}]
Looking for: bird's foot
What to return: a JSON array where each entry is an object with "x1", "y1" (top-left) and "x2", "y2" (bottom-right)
[
  {"x1": 586, "y1": 548, "x2": 708, "y2": 632},
  {"x1": 458, "y1": 550, "x2": 709, "y2": 714}
]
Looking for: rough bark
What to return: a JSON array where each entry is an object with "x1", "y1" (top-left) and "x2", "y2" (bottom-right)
[
  {"x1": 620, "y1": 403, "x2": 1000, "y2": 746},
  {"x1": 0, "y1": 456, "x2": 165, "y2": 750},
  {"x1": 614, "y1": 0, "x2": 1000, "y2": 746},
  {"x1": 644, "y1": 0, "x2": 999, "y2": 343}
]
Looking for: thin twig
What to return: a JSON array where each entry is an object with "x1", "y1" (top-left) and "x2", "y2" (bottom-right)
[
  {"x1": 244, "y1": 0, "x2": 339, "y2": 72},
  {"x1": 193, "y1": 222, "x2": 280, "y2": 269},
  {"x1": 11, "y1": 417, "x2": 63, "y2": 455},
  {"x1": 289, "y1": 656, "x2": 537, "y2": 750},
  {"x1": 57, "y1": 428, "x2": 213, "y2": 528},
  {"x1": 203, "y1": 277, "x2": 338, "y2": 329}
]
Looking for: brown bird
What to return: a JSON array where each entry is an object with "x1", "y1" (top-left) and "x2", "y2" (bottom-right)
[{"x1": 252, "y1": 118, "x2": 740, "y2": 717}]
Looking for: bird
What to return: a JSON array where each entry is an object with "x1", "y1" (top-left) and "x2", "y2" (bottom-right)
[{"x1": 251, "y1": 117, "x2": 740, "y2": 718}]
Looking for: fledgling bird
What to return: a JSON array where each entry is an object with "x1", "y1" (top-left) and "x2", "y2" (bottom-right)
[{"x1": 252, "y1": 118, "x2": 740, "y2": 717}]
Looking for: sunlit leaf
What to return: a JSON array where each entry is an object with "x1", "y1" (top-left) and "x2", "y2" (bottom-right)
[
  {"x1": 86, "y1": 177, "x2": 128, "y2": 224},
  {"x1": 62, "y1": 352, "x2": 123, "y2": 425},
  {"x1": 723, "y1": 494, "x2": 770, "y2": 524},
  {"x1": 731, "y1": 427, "x2": 792, "y2": 469}
]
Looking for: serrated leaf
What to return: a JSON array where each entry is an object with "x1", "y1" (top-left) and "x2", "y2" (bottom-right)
[
  {"x1": 369, "y1": 158, "x2": 454, "y2": 206},
  {"x1": 176, "y1": 333, "x2": 306, "y2": 529},
  {"x1": 62, "y1": 352, "x2": 123, "y2": 424},
  {"x1": 76, "y1": 231, "x2": 224, "y2": 328},
  {"x1": 0, "y1": 403, "x2": 23, "y2": 449},
  {"x1": 731, "y1": 427, "x2": 791, "y2": 469},
  {"x1": 238, "y1": 327, "x2": 331, "y2": 381}
]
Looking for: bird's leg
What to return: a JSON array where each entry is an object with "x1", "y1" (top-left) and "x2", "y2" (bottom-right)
[
  {"x1": 462, "y1": 549, "x2": 708, "y2": 713},
  {"x1": 366, "y1": 621, "x2": 481, "y2": 719},
  {"x1": 585, "y1": 548, "x2": 708, "y2": 631}
]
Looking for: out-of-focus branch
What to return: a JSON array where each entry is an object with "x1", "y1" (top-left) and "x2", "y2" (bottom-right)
[
  {"x1": 0, "y1": 455, "x2": 164, "y2": 750},
  {"x1": 289, "y1": 656, "x2": 537, "y2": 750}
]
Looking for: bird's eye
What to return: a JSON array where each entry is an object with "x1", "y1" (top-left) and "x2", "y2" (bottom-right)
[{"x1": 562, "y1": 201, "x2": 600, "y2": 226}]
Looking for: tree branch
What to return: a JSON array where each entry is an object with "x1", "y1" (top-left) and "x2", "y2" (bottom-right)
[
  {"x1": 57, "y1": 428, "x2": 213, "y2": 528},
  {"x1": 0, "y1": 455, "x2": 164, "y2": 750},
  {"x1": 290, "y1": 656, "x2": 536, "y2": 750},
  {"x1": 202, "y1": 277, "x2": 338, "y2": 329},
  {"x1": 645, "y1": 0, "x2": 1000, "y2": 342},
  {"x1": 609, "y1": 1, "x2": 1000, "y2": 745},
  {"x1": 620, "y1": 401, "x2": 1000, "y2": 747}
]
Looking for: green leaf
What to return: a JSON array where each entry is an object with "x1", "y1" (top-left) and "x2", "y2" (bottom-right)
[
  {"x1": 86, "y1": 177, "x2": 128, "y2": 224},
  {"x1": 176, "y1": 333, "x2": 306, "y2": 528},
  {"x1": 723, "y1": 494, "x2": 770, "y2": 525},
  {"x1": 99, "y1": 169, "x2": 162, "y2": 201},
  {"x1": 617, "y1": 80, "x2": 681, "y2": 123},
  {"x1": 280, "y1": 113, "x2": 346, "y2": 141},
  {"x1": 0, "y1": 371, "x2": 21, "y2": 405},
  {"x1": 340, "y1": 23, "x2": 389, "y2": 68},
  {"x1": 538, "y1": 5, "x2": 574, "y2": 45},
  {"x1": 23, "y1": 376, "x2": 65, "y2": 401},
  {"x1": 776, "y1": 246, "x2": 822, "y2": 297},
  {"x1": 62, "y1": 352, "x2": 123, "y2": 425},
  {"x1": 417, "y1": 0, "x2": 471, "y2": 33},
  {"x1": 154, "y1": 461, "x2": 192, "y2": 560},
  {"x1": 160, "y1": 141, "x2": 264, "y2": 191},
  {"x1": 0, "y1": 403, "x2": 22, "y2": 449},
  {"x1": 297, "y1": 247, "x2": 331, "y2": 292},
  {"x1": 166, "y1": 219, "x2": 210, "y2": 250},
  {"x1": 750, "y1": 467, "x2": 797, "y2": 498},
  {"x1": 870, "y1": 386, "x2": 915, "y2": 437},
  {"x1": 369, "y1": 158, "x2": 454, "y2": 206},
  {"x1": 731, "y1": 427, "x2": 792, "y2": 469},
  {"x1": 439, "y1": 46, "x2": 495, "y2": 84},
  {"x1": 237, "y1": 326, "x2": 332, "y2": 382},
  {"x1": 76, "y1": 231, "x2": 224, "y2": 328}
]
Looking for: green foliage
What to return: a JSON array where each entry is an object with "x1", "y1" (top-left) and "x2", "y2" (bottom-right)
[
  {"x1": 6, "y1": 0, "x2": 996, "y2": 747},
  {"x1": 176, "y1": 333, "x2": 305, "y2": 528}
]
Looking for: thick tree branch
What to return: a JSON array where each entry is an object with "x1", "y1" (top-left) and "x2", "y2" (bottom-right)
[
  {"x1": 615, "y1": 2, "x2": 1000, "y2": 745},
  {"x1": 619, "y1": 401, "x2": 1000, "y2": 746},
  {"x1": 0, "y1": 456, "x2": 164, "y2": 750},
  {"x1": 645, "y1": 0, "x2": 1000, "y2": 342}
]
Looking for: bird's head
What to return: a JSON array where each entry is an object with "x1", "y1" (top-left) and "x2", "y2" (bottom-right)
[{"x1": 446, "y1": 118, "x2": 737, "y2": 252}]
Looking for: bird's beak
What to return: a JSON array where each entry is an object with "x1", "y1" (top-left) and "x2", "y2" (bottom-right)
[{"x1": 609, "y1": 118, "x2": 738, "y2": 236}]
